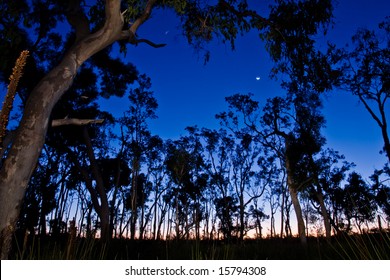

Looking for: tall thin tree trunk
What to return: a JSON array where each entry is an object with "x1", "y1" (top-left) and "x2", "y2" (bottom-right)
[
  {"x1": 279, "y1": 171, "x2": 287, "y2": 238},
  {"x1": 157, "y1": 201, "x2": 169, "y2": 240},
  {"x1": 119, "y1": 194, "x2": 126, "y2": 238},
  {"x1": 83, "y1": 128, "x2": 110, "y2": 242},
  {"x1": 280, "y1": 190, "x2": 285, "y2": 238},
  {"x1": 284, "y1": 139, "x2": 307, "y2": 245},
  {"x1": 380, "y1": 123, "x2": 390, "y2": 163},
  {"x1": 175, "y1": 195, "x2": 180, "y2": 240},
  {"x1": 316, "y1": 191, "x2": 331, "y2": 241},
  {"x1": 139, "y1": 195, "x2": 146, "y2": 240},
  {"x1": 289, "y1": 187, "x2": 306, "y2": 244},
  {"x1": 130, "y1": 169, "x2": 138, "y2": 240},
  {"x1": 239, "y1": 192, "x2": 245, "y2": 241},
  {"x1": 109, "y1": 158, "x2": 122, "y2": 239},
  {"x1": 86, "y1": 205, "x2": 93, "y2": 238},
  {"x1": 284, "y1": 198, "x2": 292, "y2": 237}
]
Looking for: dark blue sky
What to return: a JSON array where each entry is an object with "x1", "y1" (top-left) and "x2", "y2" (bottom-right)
[
  {"x1": 101, "y1": 0, "x2": 390, "y2": 178},
  {"x1": 1, "y1": 1, "x2": 386, "y2": 179}
]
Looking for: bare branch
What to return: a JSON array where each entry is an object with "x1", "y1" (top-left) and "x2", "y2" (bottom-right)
[
  {"x1": 133, "y1": 38, "x2": 166, "y2": 48},
  {"x1": 118, "y1": 0, "x2": 159, "y2": 46},
  {"x1": 51, "y1": 118, "x2": 104, "y2": 127},
  {"x1": 1, "y1": 118, "x2": 103, "y2": 162},
  {"x1": 130, "y1": 0, "x2": 158, "y2": 34}
]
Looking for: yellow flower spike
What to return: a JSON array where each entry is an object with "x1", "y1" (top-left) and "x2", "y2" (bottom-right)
[{"x1": 0, "y1": 50, "x2": 29, "y2": 149}]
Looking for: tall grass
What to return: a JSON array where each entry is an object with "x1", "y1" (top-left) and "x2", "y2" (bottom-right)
[
  {"x1": 331, "y1": 231, "x2": 390, "y2": 260},
  {"x1": 191, "y1": 240, "x2": 232, "y2": 260},
  {"x1": 11, "y1": 232, "x2": 390, "y2": 260},
  {"x1": 13, "y1": 233, "x2": 110, "y2": 260}
]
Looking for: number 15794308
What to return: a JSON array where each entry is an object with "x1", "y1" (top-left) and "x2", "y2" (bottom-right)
[{"x1": 218, "y1": 266, "x2": 266, "y2": 276}]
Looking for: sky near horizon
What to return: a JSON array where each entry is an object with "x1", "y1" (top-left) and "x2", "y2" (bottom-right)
[{"x1": 99, "y1": 0, "x2": 390, "y2": 180}]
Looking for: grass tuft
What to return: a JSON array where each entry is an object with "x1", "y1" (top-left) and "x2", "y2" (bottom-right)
[{"x1": 10, "y1": 232, "x2": 390, "y2": 260}]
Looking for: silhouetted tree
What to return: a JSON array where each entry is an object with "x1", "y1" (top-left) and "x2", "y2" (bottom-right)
[
  {"x1": 306, "y1": 149, "x2": 354, "y2": 239},
  {"x1": 343, "y1": 172, "x2": 376, "y2": 233},
  {"x1": 97, "y1": 157, "x2": 131, "y2": 238},
  {"x1": 337, "y1": 18, "x2": 390, "y2": 162},
  {"x1": 370, "y1": 166, "x2": 390, "y2": 223},
  {"x1": 200, "y1": 128, "x2": 235, "y2": 240},
  {"x1": 263, "y1": 93, "x2": 326, "y2": 244},
  {"x1": 165, "y1": 131, "x2": 207, "y2": 240},
  {"x1": 249, "y1": 205, "x2": 269, "y2": 239},
  {"x1": 219, "y1": 87, "x2": 329, "y2": 245},
  {"x1": 263, "y1": 179, "x2": 282, "y2": 238},
  {"x1": 120, "y1": 74, "x2": 157, "y2": 240},
  {"x1": 230, "y1": 132, "x2": 264, "y2": 240},
  {"x1": 123, "y1": 172, "x2": 153, "y2": 239},
  {"x1": 142, "y1": 135, "x2": 168, "y2": 240},
  {"x1": 17, "y1": 146, "x2": 60, "y2": 237}
]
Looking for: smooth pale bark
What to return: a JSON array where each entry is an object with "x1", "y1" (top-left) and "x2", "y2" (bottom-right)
[
  {"x1": 316, "y1": 190, "x2": 331, "y2": 241},
  {"x1": 0, "y1": 0, "x2": 149, "y2": 259},
  {"x1": 0, "y1": 56, "x2": 81, "y2": 259},
  {"x1": 268, "y1": 116, "x2": 308, "y2": 244},
  {"x1": 279, "y1": 180, "x2": 286, "y2": 238},
  {"x1": 51, "y1": 118, "x2": 104, "y2": 127},
  {"x1": 130, "y1": 164, "x2": 139, "y2": 240},
  {"x1": 284, "y1": 140, "x2": 307, "y2": 245},
  {"x1": 239, "y1": 192, "x2": 245, "y2": 241},
  {"x1": 288, "y1": 185, "x2": 307, "y2": 244}
]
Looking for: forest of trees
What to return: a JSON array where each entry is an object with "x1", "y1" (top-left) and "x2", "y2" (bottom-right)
[{"x1": 0, "y1": 0, "x2": 389, "y2": 259}]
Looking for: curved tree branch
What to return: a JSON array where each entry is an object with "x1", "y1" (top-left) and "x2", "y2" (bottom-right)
[
  {"x1": 51, "y1": 118, "x2": 104, "y2": 127},
  {"x1": 118, "y1": 0, "x2": 160, "y2": 46},
  {"x1": 133, "y1": 38, "x2": 167, "y2": 48},
  {"x1": 130, "y1": 0, "x2": 158, "y2": 34}
]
